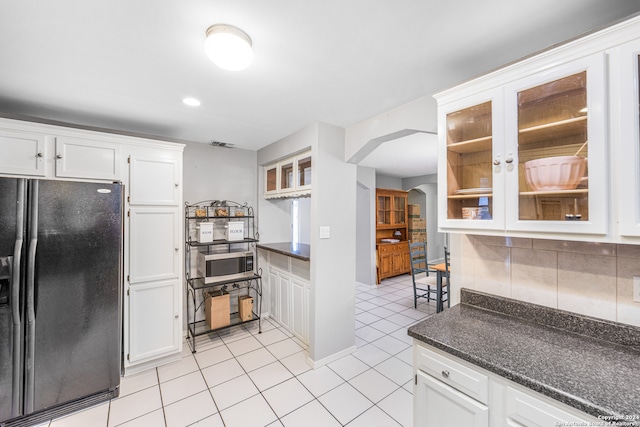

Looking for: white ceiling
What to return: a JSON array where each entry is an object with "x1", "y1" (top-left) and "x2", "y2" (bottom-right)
[{"x1": 1, "y1": 1, "x2": 639, "y2": 178}]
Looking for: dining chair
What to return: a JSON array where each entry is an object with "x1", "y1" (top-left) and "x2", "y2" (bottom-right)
[
  {"x1": 409, "y1": 241, "x2": 438, "y2": 309},
  {"x1": 442, "y1": 246, "x2": 451, "y2": 310}
]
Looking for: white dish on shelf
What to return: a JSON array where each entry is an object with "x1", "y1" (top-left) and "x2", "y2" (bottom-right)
[
  {"x1": 454, "y1": 188, "x2": 492, "y2": 195},
  {"x1": 380, "y1": 238, "x2": 400, "y2": 243},
  {"x1": 524, "y1": 156, "x2": 586, "y2": 191}
]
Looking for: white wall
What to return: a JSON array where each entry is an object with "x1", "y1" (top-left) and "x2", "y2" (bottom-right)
[
  {"x1": 376, "y1": 174, "x2": 403, "y2": 190},
  {"x1": 181, "y1": 140, "x2": 258, "y2": 327},
  {"x1": 356, "y1": 166, "x2": 376, "y2": 286},
  {"x1": 182, "y1": 140, "x2": 257, "y2": 207},
  {"x1": 257, "y1": 122, "x2": 357, "y2": 365},
  {"x1": 257, "y1": 126, "x2": 315, "y2": 244},
  {"x1": 344, "y1": 96, "x2": 437, "y2": 163},
  {"x1": 309, "y1": 123, "x2": 356, "y2": 364}
]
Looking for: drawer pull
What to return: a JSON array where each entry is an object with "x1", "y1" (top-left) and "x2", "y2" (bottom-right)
[{"x1": 441, "y1": 370, "x2": 450, "y2": 378}]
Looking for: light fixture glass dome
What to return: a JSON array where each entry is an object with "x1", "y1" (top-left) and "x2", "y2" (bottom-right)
[{"x1": 205, "y1": 24, "x2": 253, "y2": 71}]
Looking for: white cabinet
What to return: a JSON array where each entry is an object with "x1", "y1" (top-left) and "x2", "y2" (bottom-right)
[
  {"x1": 505, "y1": 386, "x2": 592, "y2": 427},
  {"x1": 54, "y1": 136, "x2": 120, "y2": 180},
  {"x1": 124, "y1": 149, "x2": 183, "y2": 373},
  {"x1": 0, "y1": 117, "x2": 185, "y2": 374},
  {"x1": 264, "y1": 251, "x2": 310, "y2": 345},
  {"x1": 0, "y1": 129, "x2": 46, "y2": 176},
  {"x1": 615, "y1": 38, "x2": 640, "y2": 237},
  {"x1": 436, "y1": 15, "x2": 640, "y2": 242},
  {"x1": 268, "y1": 269, "x2": 279, "y2": 323},
  {"x1": 503, "y1": 54, "x2": 607, "y2": 235},
  {"x1": 415, "y1": 371, "x2": 489, "y2": 427},
  {"x1": 413, "y1": 342, "x2": 599, "y2": 427},
  {"x1": 128, "y1": 208, "x2": 180, "y2": 283},
  {"x1": 437, "y1": 89, "x2": 505, "y2": 232},
  {"x1": 129, "y1": 154, "x2": 181, "y2": 206},
  {"x1": 278, "y1": 272, "x2": 291, "y2": 330},
  {"x1": 290, "y1": 278, "x2": 309, "y2": 343},
  {"x1": 127, "y1": 279, "x2": 181, "y2": 363},
  {"x1": 438, "y1": 53, "x2": 608, "y2": 237},
  {"x1": 263, "y1": 149, "x2": 312, "y2": 199}
]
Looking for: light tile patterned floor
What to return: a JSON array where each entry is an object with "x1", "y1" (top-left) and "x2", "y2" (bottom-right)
[{"x1": 35, "y1": 274, "x2": 436, "y2": 427}]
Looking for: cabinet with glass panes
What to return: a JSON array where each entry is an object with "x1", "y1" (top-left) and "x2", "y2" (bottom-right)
[
  {"x1": 504, "y1": 53, "x2": 606, "y2": 234},
  {"x1": 437, "y1": 53, "x2": 607, "y2": 236},
  {"x1": 263, "y1": 149, "x2": 312, "y2": 199},
  {"x1": 439, "y1": 87, "x2": 505, "y2": 231}
]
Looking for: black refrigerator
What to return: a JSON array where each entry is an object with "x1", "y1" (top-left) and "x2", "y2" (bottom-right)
[{"x1": 0, "y1": 178, "x2": 122, "y2": 426}]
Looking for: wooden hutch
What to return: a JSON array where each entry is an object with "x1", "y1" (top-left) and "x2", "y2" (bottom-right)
[{"x1": 375, "y1": 188, "x2": 410, "y2": 283}]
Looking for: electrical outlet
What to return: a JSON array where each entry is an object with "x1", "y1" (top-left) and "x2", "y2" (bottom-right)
[{"x1": 633, "y1": 276, "x2": 640, "y2": 303}]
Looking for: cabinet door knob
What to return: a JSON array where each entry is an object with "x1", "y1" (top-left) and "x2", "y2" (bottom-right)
[
  {"x1": 175, "y1": 247, "x2": 179, "y2": 252},
  {"x1": 441, "y1": 370, "x2": 450, "y2": 378},
  {"x1": 175, "y1": 182, "x2": 179, "y2": 188},
  {"x1": 493, "y1": 159, "x2": 501, "y2": 166},
  {"x1": 36, "y1": 152, "x2": 44, "y2": 158},
  {"x1": 55, "y1": 154, "x2": 63, "y2": 159},
  {"x1": 174, "y1": 315, "x2": 179, "y2": 319},
  {"x1": 505, "y1": 157, "x2": 514, "y2": 164}
]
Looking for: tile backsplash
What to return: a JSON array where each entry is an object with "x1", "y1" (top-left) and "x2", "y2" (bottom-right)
[{"x1": 454, "y1": 235, "x2": 640, "y2": 327}]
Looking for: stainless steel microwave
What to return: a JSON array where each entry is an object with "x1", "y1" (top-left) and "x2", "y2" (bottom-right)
[{"x1": 197, "y1": 250, "x2": 254, "y2": 284}]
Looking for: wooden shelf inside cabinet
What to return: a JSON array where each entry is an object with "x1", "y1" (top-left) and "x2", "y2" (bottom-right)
[
  {"x1": 446, "y1": 136, "x2": 493, "y2": 154},
  {"x1": 519, "y1": 189, "x2": 588, "y2": 196},
  {"x1": 448, "y1": 192, "x2": 493, "y2": 200},
  {"x1": 519, "y1": 116, "x2": 587, "y2": 145}
]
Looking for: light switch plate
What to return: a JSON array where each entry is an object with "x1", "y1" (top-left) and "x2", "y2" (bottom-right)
[
  {"x1": 319, "y1": 226, "x2": 330, "y2": 239},
  {"x1": 634, "y1": 276, "x2": 640, "y2": 303}
]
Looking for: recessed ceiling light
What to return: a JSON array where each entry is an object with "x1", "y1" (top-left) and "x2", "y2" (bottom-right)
[{"x1": 183, "y1": 97, "x2": 201, "y2": 107}]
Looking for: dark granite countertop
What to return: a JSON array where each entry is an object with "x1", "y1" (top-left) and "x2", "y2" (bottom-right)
[
  {"x1": 408, "y1": 288, "x2": 640, "y2": 423},
  {"x1": 257, "y1": 242, "x2": 310, "y2": 261}
]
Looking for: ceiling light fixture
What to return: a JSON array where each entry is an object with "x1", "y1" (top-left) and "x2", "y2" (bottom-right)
[
  {"x1": 183, "y1": 97, "x2": 201, "y2": 107},
  {"x1": 205, "y1": 24, "x2": 253, "y2": 71}
]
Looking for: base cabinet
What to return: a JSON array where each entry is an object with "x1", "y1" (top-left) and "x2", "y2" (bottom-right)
[
  {"x1": 264, "y1": 251, "x2": 310, "y2": 345},
  {"x1": 414, "y1": 343, "x2": 599, "y2": 427},
  {"x1": 377, "y1": 242, "x2": 410, "y2": 283},
  {"x1": 415, "y1": 371, "x2": 488, "y2": 427},
  {"x1": 290, "y1": 278, "x2": 310, "y2": 343},
  {"x1": 505, "y1": 386, "x2": 592, "y2": 427},
  {"x1": 127, "y1": 280, "x2": 181, "y2": 363}
]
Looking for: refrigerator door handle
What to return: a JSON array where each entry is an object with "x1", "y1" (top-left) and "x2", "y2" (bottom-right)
[
  {"x1": 12, "y1": 178, "x2": 27, "y2": 417},
  {"x1": 24, "y1": 180, "x2": 38, "y2": 414}
]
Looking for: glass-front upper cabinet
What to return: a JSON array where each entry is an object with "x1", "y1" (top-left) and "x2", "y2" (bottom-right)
[
  {"x1": 263, "y1": 149, "x2": 312, "y2": 199},
  {"x1": 296, "y1": 153, "x2": 311, "y2": 190},
  {"x1": 265, "y1": 164, "x2": 278, "y2": 195},
  {"x1": 393, "y1": 194, "x2": 406, "y2": 225},
  {"x1": 280, "y1": 159, "x2": 294, "y2": 192},
  {"x1": 438, "y1": 88, "x2": 505, "y2": 230},
  {"x1": 616, "y1": 39, "x2": 640, "y2": 237},
  {"x1": 377, "y1": 193, "x2": 391, "y2": 225},
  {"x1": 505, "y1": 53, "x2": 607, "y2": 234}
]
